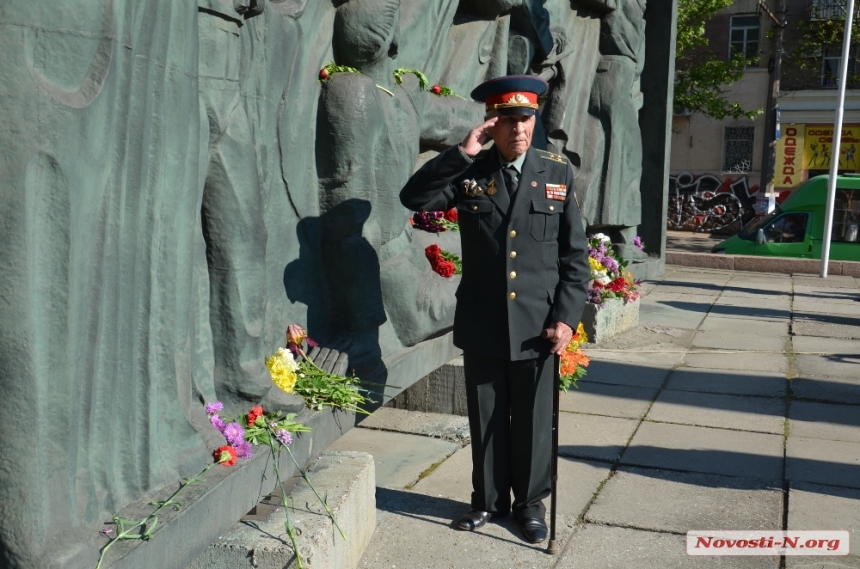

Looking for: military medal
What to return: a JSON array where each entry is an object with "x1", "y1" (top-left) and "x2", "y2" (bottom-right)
[
  {"x1": 487, "y1": 179, "x2": 497, "y2": 196},
  {"x1": 545, "y1": 183, "x2": 567, "y2": 201}
]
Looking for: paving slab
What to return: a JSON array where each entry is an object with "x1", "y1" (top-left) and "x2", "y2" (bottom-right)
[
  {"x1": 621, "y1": 422, "x2": 784, "y2": 480},
  {"x1": 647, "y1": 281, "x2": 726, "y2": 297},
  {"x1": 586, "y1": 467, "x2": 782, "y2": 533},
  {"x1": 359, "y1": 407, "x2": 470, "y2": 444},
  {"x1": 640, "y1": 298, "x2": 710, "y2": 330},
  {"x1": 718, "y1": 289, "x2": 793, "y2": 301},
  {"x1": 692, "y1": 330, "x2": 788, "y2": 352},
  {"x1": 560, "y1": 382, "x2": 658, "y2": 419},
  {"x1": 793, "y1": 299, "x2": 860, "y2": 316},
  {"x1": 789, "y1": 401, "x2": 860, "y2": 443},
  {"x1": 326, "y1": 428, "x2": 458, "y2": 489},
  {"x1": 791, "y1": 375, "x2": 860, "y2": 406},
  {"x1": 788, "y1": 481, "x2": 860, "y2": 558},
  {"x1": 646, "y1": 390, "x2": 785, "y2": 434},
  {"x1": 555, "y1": 524, "x2": 779, "y2": 569},
  {"x1": 666, "y1": 367, "x2": 787, "y2": 397},
  {"x1": 577, "y1": 358, "x2": 674, "y2": 388},
  {"x1": 359, "y1": 488, "x2": 578, "y2": 569},
  {"x1": 786, "y1": 437, "x2": 860, "y2": 489},
  {"x1": 726, "y1": 278, "x2": 794, "y2": 292},
  {"x1": 793, "y1": 286, "x2": 860, "y2": 303},
  {"x1": 558, "y1": 412, "x2": 640, "y2": 463},
  {"x1": 793, "y1": 336, "x2": 860, "y2": 380},
  {"x1": 412, "y1": 444, "x2": 611, "y2": 519},
  {"x1": 683, "y1": 351, "x2": 789, "y2": 374},
  {"x1": 698, "y1": 315, "x2": 790, "y2": 336},
  {"x1": 793, "y1": 274, "x2": 859, "y2": 288},
  {"x1": 793, "y1": 314, "x2": 860, "y2": 340},
  {"x1": 707, "y1": 303, "x2": 791, "y2": 322},
  {"x1": 659, "y1": 271, "x2": 733, "y2": 285}
]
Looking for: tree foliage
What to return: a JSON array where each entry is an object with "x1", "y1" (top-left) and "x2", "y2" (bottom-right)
[
  {"x1": 674, "y1": 0, "x2": 763, "y2": 120},
  {"x1": 784, "y1": 16, "x2": 860, "y2": 88}
]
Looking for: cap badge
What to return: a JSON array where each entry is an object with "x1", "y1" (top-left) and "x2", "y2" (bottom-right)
[{"x1": 507, "y1": 93, "x2": 530, "y2": 105}]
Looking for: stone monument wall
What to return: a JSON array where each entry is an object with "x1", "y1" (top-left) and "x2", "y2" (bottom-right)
[{"x1": 0, "y1": 1, "x2": 676, "y2": 567}]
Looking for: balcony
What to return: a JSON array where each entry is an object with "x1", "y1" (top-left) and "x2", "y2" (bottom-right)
[{"x1": 809, "y1": 0, "x2": 849, "y2": 20}]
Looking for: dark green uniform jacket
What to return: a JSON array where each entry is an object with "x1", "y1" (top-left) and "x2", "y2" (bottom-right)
[{"x1": 400, "y1": 144, "x2": 590, "y2": 361}]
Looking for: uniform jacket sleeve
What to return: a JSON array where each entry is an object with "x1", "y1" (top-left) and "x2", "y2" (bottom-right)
[
  {"x1": 400, "y1": 146, "x2": 473, "y2": 212},
  {"x1": 550, "y1": 162, "x2": 590, "y2": 329}
]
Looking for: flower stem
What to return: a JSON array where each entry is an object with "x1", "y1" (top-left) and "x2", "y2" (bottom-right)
[
  {"x1": 282, "y1": 444, "x2": 347, "y2": 540},
  {"x1": 269, "y1": 441, "x2": 304, "y2": 569},
  {"x1": 95, "y1": 462, "x2": 217, "y2": 569}
]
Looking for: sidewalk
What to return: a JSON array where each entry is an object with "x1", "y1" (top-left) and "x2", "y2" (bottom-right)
[{"x1": 326, "y1": 266, "x2": 860, "y2": 568}]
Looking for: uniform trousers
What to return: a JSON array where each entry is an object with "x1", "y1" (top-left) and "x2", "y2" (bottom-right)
[{"x1": 463, "y1": 351, "x2": 554, "y2": 520}]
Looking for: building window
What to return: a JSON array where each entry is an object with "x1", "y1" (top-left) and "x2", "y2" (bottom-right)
[
  {"x1": 730, "y1": 15, "x2": 760, "y2": 64},
  {"x1": 821, "y1": 46, "x2": 857, "y2": 88},
  {"x1": 833, "y1": 189, "x2": 860, "y2": 242},
  {"x1": 723, "y1": 127, "x2": 755, "y2": 173}
]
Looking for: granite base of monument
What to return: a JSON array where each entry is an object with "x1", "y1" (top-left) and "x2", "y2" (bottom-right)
[
  {"x1": 187, "y1": 451, "x2": 375, "y2": 569},
  {"x1": 582, "y1": 297, "x2": 640, "y2": 344}
]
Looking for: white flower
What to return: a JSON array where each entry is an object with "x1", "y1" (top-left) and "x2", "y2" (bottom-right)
[
  {"x1": 598, "y1": 275, "x2": 612, "y2": 285},
  {"x1": 274, "y1": 348, "x2": 300, "y2": 372},
  {"x1": 593, "y1": 233, "x2": 611, "y2": 243}
]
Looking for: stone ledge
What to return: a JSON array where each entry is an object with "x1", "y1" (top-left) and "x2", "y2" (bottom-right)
[
  {"x1": 386, "y1": 356, "x2": 467, "y2": 416},
  {"x1": 582, "y1": 297, "x2": 640, "y2": 343},
  {"x1": 187, "y1": 451, "x2": 375, "y2": 569},
  {"x1": 667, "y1": 251, "x2": 860, "y2": 276}
]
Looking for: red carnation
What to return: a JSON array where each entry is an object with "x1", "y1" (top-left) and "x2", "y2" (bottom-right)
[
  {"x1": 319, "y1": 68, "x2": 330, "y2": 81},
  {"x1": 214, "y1": 445, "x2": 238, "y2": 467},
  {"x1": 444, "y1": 208, "x2": 458, "y2": 222},
  {"x1": 436, "y1": 260, "x2": 455, "y2": 278},
  {"x1": 607, "y1": 278, "x2": 627, "y2": 293},
  {"x1": 247, "y1": 405, "x2": 264, "y2": 426},
  {"x1": 425, "y1": 244, "x2": 441, "y2": 259},
  {"x1": 431, "y1": 84, "x2": 442, "y2": 95}
]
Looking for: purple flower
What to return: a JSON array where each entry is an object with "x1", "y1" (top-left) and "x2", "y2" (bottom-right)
[
  {"x1": 205, "y1": 401, "x2": 224, "y2": 415},
  {"x1": 633, "y1": 236, "x2": 644, "y2": 250},
  {"x1": 275, "y1": 430, "x2": 293, "y2": 446},
  {"x1": 222, "y1": 422, "x2": 246, "y2": 445},
  {"x1": 235, "y1": 440, "x2": 254, "y2": 459},
  {"x1": 210, "y1": 414, "x2": 226, "y2": 433}
]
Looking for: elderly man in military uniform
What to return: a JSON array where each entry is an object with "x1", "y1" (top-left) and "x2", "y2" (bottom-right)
[{"x1": 400, "y1": 75, "x2": 590, "y2": 543}]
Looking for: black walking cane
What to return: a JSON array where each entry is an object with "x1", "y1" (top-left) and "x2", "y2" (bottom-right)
[{"x1": 541, "y1": 328, "x2": 561, "y2": 555}]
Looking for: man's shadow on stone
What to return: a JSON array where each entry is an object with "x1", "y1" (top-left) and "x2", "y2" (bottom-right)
[{"x1": 284, "y1": 199, "x2": 389, "y2": 414}]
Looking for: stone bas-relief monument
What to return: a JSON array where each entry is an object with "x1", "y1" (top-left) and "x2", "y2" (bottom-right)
[{"x1": 0, "y1": 1, "x2": 675, "y2": 568}]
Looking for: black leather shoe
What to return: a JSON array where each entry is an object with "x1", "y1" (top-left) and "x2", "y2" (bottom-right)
[
  {"x1": 457, "y1": 510, "x2": 493, "y2": 531},
  {"x1": 518, "y1": 517, "x2": 548, "y2": 543}
]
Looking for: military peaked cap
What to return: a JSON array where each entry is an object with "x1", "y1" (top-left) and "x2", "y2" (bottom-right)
[{"x1": 470, "y1": 75, "x2": 548, "y2": 116}]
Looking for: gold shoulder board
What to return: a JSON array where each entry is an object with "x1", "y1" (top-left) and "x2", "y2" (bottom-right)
[{"x1": 536, "y1": 149, "x2": 566, "y2": 164}]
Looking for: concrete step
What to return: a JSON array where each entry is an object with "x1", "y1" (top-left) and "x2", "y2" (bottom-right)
[
  {"x1": 187, "y1": 451, "x2": 375, "y2": 569},
  {"x1": 386, "y1": 356, "x2": 468, "y2": 416}
]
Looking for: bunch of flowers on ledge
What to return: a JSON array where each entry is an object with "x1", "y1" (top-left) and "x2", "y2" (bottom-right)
[
  {"x1": 425, "y1": 244, "x2": 462, "y2": 278},
  {"x1": 411, "y1": 208, "x2": 459, "y2": 232},
  {"x1": 587, "y1": 233, "x2": 642, "y2": 307},
  {"x1": 559, "y1": 323, "x2": 590, "y2": 392}
]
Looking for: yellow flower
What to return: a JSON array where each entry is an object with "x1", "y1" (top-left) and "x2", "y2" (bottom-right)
[
  {"x1": 566, "y1": 322, "x2": 589, "y2": 352},
  {"x1": 266, "y1": 348, "x2": 299, "y2": 393},
  {"x1": 588, "y1": 257, "x2": 606, "y2": 273}
]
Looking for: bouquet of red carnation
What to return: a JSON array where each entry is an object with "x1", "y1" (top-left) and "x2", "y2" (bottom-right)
[{"x1": 425, "y1": 244, "x2": 461, "y2": 277}]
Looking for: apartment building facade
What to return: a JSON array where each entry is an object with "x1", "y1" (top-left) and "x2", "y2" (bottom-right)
[{"x1": 669, "y1": 0, "x2": 860, "y2": 234}]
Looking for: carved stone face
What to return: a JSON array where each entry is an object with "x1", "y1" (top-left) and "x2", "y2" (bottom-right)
[{"x1": 491, "y1": 114, "x2": 535, "y2": 162}]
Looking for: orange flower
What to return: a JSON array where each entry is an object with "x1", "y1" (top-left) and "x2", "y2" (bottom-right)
[{"x1": 560, "y1": 349, "x2": 590, "y2": 377}]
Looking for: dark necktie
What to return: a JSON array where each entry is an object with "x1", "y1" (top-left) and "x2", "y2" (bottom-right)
[{"x1": 503, "y1": 166, "x2": 519, "y2": 195}]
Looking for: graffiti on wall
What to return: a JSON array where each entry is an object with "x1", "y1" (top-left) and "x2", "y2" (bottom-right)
[{"x1": 668, "y1": 172, "x2": 759, "y2": 234}]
